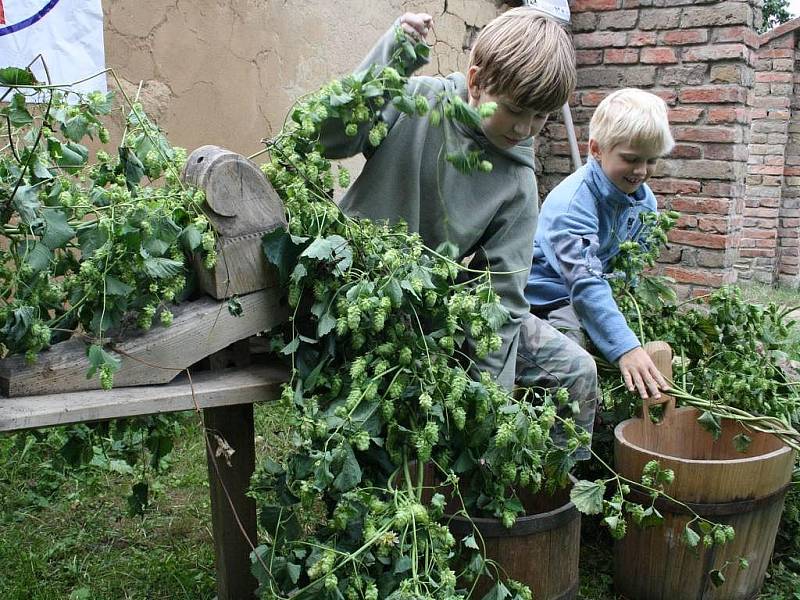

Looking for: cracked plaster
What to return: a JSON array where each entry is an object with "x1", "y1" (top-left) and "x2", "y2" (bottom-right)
[{"x1": 102, "y1": 0, "x2": 505, "y2": 157}]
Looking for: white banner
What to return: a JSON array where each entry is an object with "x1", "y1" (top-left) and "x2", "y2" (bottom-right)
[{"x1": 0, "y1": 0, "x2": 106, "y2": 96}]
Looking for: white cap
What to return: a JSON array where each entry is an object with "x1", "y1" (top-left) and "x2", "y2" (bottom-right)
[{"x1": 522, "y1": 0, "x2": 571, "y2": 24}]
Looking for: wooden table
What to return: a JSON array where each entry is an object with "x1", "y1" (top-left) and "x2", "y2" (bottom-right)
[{"x1": 0, "y1": 362, "x2": 288, "y2": 599}]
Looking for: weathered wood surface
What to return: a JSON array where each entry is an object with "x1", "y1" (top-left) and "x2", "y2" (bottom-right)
[
  {"x1": 205, "y1": 402, "x2": 259, "y2": 599},
  {"x1": 183, "y1": 145, "x2": 287, "y2": 299},
  {"x1": 0, "y1": 288, "x2": 286, "y2": 398},
  {"x1": 0, "y1": 364, "x2": 287, "y2": 432},
  {"x1": 613, "y1": 341, "x2": 795, "y2": 600}
]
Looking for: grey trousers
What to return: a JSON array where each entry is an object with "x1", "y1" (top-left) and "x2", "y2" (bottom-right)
[{"x1": 515, "y1": 306, "x2": 598, "y2": 460}]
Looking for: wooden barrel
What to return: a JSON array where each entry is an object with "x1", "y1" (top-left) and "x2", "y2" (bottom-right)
[
  {"x1": 446, "y1": 484, "x2": 581, "y2": 600},
  {"x1": 613, "y1": 342, "x2": 795, "y2": 600}
]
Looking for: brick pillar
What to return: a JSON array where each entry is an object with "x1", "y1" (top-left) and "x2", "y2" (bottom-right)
[
  {"x1": 777, "y1": 32, "x2": 800, "y2": 288},
  {"x1": 739, "y1": 27, "x2": 796, "y2": 283},
  {"x1": 538, "y1": 0, "x2": 764, "y2": 296}
]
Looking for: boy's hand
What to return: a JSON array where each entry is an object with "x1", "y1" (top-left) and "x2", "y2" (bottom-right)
[
  {"x1": 400, "y1": 13, "x2": 433, "y2": 42},
  {"x1": 618, "y1": 346, "x2": 669, "y2": 400}
]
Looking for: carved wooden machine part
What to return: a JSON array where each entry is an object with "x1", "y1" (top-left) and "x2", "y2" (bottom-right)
[{"x1": 0, "y1": 146, "x2": 290, "y2": 600}]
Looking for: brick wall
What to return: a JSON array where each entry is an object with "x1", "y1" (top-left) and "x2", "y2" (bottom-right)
[{"x1": 537, "y1": 0, "x2": 800, "y2": 292}]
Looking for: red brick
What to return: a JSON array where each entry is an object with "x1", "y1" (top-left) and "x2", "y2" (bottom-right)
[
  {"x1": 698, "y1": 216, "x2": 729, "y2": 233},
  {"x1": 576, "y1": 50, "x2": 603, "y2": 66},
  {"x1": 671, "y1": 197, "x2": 731, "y2": 214},
  {"x1": 683, "y1": 44, "x2": 748, "y2": 62},
  {"x1": 628, "y1": 32, "x2": 658, "y2": 47},
  {"x1": 581, "y1": 91, "x2": 609, "y2": 106},
  {"x1": 715, "y1": 26, "x2": 759, "y2": 47},
  {"x1": 572, "y1": 0, "x2": 619, "y2": 11},
  {"x1": 664, "y1": 266, "x2": 726, "y2": 286},
  {"x1": 673, "y1": 126, "x2": 738, "y2": 143},
  {"x1": 669, "y1": 107, "x2": 704, "y2": 123},
  {"x1": 641, "y1": 47, "x2": 678, "y2": 64},
  {"x1": 678, "y1": 86, "x2": 746, "y2": 104},
  {"x1": 755, "y1": 72, "x2": 794, "y2": 83},
  {"x1": 669, "y1": 229, "x2": 729, "y2": 249},
  {"x1": 671, "y1": 144, "x2": 703, "y2": 159},
  {"x1": 740, "y1": 248, "x2": 775, "y2": 258},
  {"x1": 707, "y1": 107, "x2": 742, "y2": 124},
  {"x1": 648, "y1": 178, "x2": 701, "y2": 195},
  {"x1": 760, "y1": 48, "x2": 794, "y2": 59},
  {"x1": 745, "y1": 228, "x2": 778, "y2": 239},
  {"x1": 659, "y1": 29, "x2": 708, "y2": 45},
  {"x1": 574, "y1": 32, "x2": 627, "y2": 48},
  {"x1": 749, "y1": 165, "x2": 784, "y2": 175},
  {"x1": 604, "y1": 48, "x2": 640, "y2": 64}
]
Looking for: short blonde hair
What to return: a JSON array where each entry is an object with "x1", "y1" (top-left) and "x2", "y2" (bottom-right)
[
  {"x1": 468, "y1": 7, "x2": 576, "y2": 113},
  {"x1": 589, "y1": 88, "x2": 675, "y2": 156}
]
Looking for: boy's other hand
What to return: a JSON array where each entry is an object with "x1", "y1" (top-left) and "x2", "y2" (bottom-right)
[
  {"x1": 400, "y1": 13, "x2": 433, "y2": 42},
  {"x1": 618, "y1": 346, "x2": 669, "y2": 400}
]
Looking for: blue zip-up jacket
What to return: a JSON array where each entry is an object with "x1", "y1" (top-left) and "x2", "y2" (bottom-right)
[{"x1": 524, "y1": 157, "x2": 656, "y2": 363}]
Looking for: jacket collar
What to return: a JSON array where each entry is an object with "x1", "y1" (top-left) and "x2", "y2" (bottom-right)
[{"x1": 585, "y1": 157, "x2": 647, "y2": 207}]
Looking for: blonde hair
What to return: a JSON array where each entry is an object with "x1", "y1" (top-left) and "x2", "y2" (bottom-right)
[
  {"x1": 468, "y1": 7, "x2": 576, "y2": 112},
  {"x1": 589, "y1": 88, "x2": 675, "y2": 156}
]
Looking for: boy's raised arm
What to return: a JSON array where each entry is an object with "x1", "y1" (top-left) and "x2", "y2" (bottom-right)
[{"x1": 319, "y1": 14, "x2": 432, "y2": 160}]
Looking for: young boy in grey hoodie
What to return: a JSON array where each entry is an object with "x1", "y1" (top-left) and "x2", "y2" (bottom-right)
[{"x1": 320, "y1": 8, "x2": 576, "y2": 392}]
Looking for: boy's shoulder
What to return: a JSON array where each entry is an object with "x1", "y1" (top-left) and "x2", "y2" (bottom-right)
[{"x1": 542, "y1": 164, "x2": 594, "y2": 211}]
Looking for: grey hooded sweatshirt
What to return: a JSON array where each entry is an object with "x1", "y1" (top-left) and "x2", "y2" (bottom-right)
[{"x1": 320, "y1": 23, "x2": 539, "y2": 390}]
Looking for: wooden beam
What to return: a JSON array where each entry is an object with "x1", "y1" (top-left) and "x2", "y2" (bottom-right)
[
  {"x1": 0, "y1": 288, "x2": 287, "y2": 397},
  {"x1": 0, "y1": 365, "x2": 288, "y2": 432},
  {"x1": 205, "y1": 402, "x2": 259, "y2": 599}
]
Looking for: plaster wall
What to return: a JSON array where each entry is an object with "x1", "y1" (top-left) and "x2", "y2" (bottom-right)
[{"x1": 102, "y1": 0, "x2": 503, "y2": 157}]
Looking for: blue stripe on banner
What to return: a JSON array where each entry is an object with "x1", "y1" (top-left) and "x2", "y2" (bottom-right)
[{"x1": 0, "y1": 0, "x2": 62, "y2": 37}]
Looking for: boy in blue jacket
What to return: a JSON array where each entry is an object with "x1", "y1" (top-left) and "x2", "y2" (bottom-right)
[{"x1": 521, "y1": 88, "x2": 675, "y2": 450}]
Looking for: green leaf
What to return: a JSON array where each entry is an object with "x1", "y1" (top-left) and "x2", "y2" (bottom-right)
[
  {"x1": 570, "y1": 479, "x2": 606, "y2": 515},
  {"x1": 119, "y1": 146, "x2": 145, "y2": 188},
  {"x1": 317, "y1": 311, "x2": 337, "y2": 338},
  {"x1": 262, "y1": 228, "x2": 304, "y2": 284},
  {"x1": 18, "y1": 240, "x2": 52, "y2": 272},
  {"x1": 0, "y1": 306, "x2": 33, "y2": 343},
  {"x1": 393, "y1": 556, "x2": 412, "y2": 574},
  {"x1": 61, "y1": 114, "x2": 89, "y2": 142},
  {"x1": 733, "y1": 433, "x2": 752, "y2": 453},
  {"x1": 463, "y1": 534, "x2": 479, "y2": 550},
  {"x1": 481, "y1": 301, "x2": 510, "y2": 331},
  {"x1": 58, "y1": 142, "x2": 89, "y2": 173},
  {"x1": 86, "y1": 344, "x2": 121, "y2": 379},
  {"x1": 127, "y1": 481, "x2": 150, "y2": 516},
  {"x1": 0, "y1": 67, "x2": 37, "y2": 86},
  {"x1": 697, "y1": 411, "x2": 722, "y2": 440},
  {"x1": 333, "y1": 443, "x2": 362, "y2": 492},
  {"x1": 683, "y1": 524, "x2": 700, "y2": 548},
  {"x1": 481, "y1": 582, "x2": 511, "y2": 600},
  {"x1": 281, "y1": 337, "x2": 300, "y2": 355},
  {"x1": 142, "y1": 255, "x2": 184, "y2": 279},
  {"x1": 104, "y1": 276, "x2": 134, "y2": 297},
  {"x1": 709, "y1": 569, "x2": 725, "y2": 588},
  {"x1": 11, "y1": 185, "x2": 41, "y2": 224},
  {"x1": 179, "y1": 224, "x2": 203, "y2": 252},
  {"x1": 41, "y1": 209, "x2": 76, "y2": 250},
  {"x1": 227, "y1": 296, "x2": 243, "y2": 317},
  {"x1": 2, "y1": 93, "x2": 33, "y2": 126}
]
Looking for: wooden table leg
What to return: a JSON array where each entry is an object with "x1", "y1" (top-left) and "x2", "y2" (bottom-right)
[{"x1": 204, "y1": 402, "x2": 258, "y2": 599}]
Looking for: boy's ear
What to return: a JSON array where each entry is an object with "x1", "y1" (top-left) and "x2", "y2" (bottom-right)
[
  {"x1": 588, "y1": 139, "x2": 601, "y2": 161},
  {"x1": 466, "y1": 65, "x2": 481, "y2": 102}
]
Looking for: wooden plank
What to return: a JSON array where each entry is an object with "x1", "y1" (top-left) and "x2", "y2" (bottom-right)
[
  {"x1": 0, "y1": 287, "x2": 287, "y2": 397},
  {"x1": 182, "y1": 145, "x2": 288, "y2": 299},
  {"x1": 205, "y1": 402, "x2": 259, "y2": 600},
  {"x1": 0, "y1": 365, "x2": 288, "y2": 432}
]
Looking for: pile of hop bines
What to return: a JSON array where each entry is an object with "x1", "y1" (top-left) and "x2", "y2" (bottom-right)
[{"x1": 250, "y1": 31, "x2": 589, "y2": 600}]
